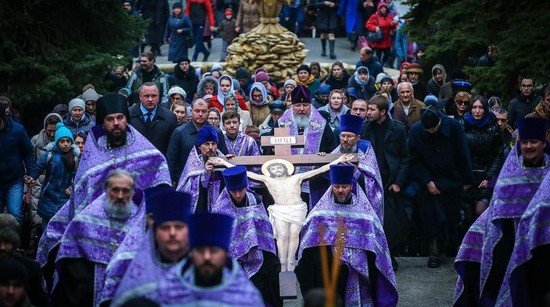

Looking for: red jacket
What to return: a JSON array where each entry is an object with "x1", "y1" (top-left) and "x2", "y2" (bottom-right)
[
  {"x1": 365, "y1": 3, "x2": 396, "y2": 49},
  {"x1": 209, "y1": 93, "x2": 249, "y2": 112},
  {"x1": 185, "y1": 0, "x2": 216, "y2": 27}
]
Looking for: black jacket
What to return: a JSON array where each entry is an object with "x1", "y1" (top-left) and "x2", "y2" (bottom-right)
[
  {"x1": 168, "y1": 64, "x2": 200, "y2": 100},
  {"x1": 508, "y1": 93, "x2": 542, "y2": 128},
  {"x1": 361, "y1": 118, "x2": 410, "y2": 187},
  {"x1": 129, "y1": 104, "x2": 178, "y2": 155},
  {"x1": 166, "y1": 122, "x2": 228, "y2": 183},
  {"x1": 463, "y1": 116, "x2": 503, "y2": 180},
  {"x1": 409, "y1": 115, "x2": 473, "y2": 190}
]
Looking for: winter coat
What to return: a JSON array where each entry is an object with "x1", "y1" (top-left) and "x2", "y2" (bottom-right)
[
  {"x1": 409, "y1": 116, "x2": 473, "y2": 190},
  {"x1": 30, "y1": 143, "x2": 78, "y2": 220},
  {"x1": 141, "y1": 0, "x2": 169, "y2": 44},
  {"x1": 324, "y1": 70, "x2": 351, "y2": 91},
  {"x1": 185, "y1": 0, "x2": 216, "y2": 26},
  {"x1": 391, "y1": 98, "x2": 425, "y2": 130},
  {"x1": 355, "y1": 58, "x2": 383, "y2": 79},
  {"x1": 337, "y1": 0, "x2": 361, "y2": 35},
  {"x1": 346, "y1": 75, "x2": 377, "y2": 101},
  {"x1": 426, "y1": 64, "x2": 447, "y2": 96},
  {"x1": 365, "y1": 3, "x2": 397, "y2": 49},
  {"x1": 127, "y1": 65, "x2": 170, "y2": 107},
  {"x1": 129, "y1": 104, "x2": 178, "y2": 155},
  {"x1": 463, "y1": 115, "x2": 503, "y2": 180},
  {"x1": 196, "y1": 76, "x2": 218, "y2": 98},
  {"x1": 168, "y1": 64, "x2": 200, "y2": 100},
  {"x1": 361, "y1": 118, "x2": 410, "y2": 187},
  {"x1": 508, "y1": 93, "x2": 542, "y2": 129},
  {"x1": 0, "y1": 117, "x2": 35, "y2": 185},
  {"x1": 236, "y1": 0, "x2": 260, "y2": 33},
  {"x1": 62, "y1": 113, "x2": 95, "y2": 135},
  {"x1": 313, "y1": 0, "x2": 339, "y2": 32},
  {"x1": 164, "y1": 13, "x2": 192, "y2": 62},
  {"x1": 219, "y1": 18, "x2": 238, "y2": 42}
]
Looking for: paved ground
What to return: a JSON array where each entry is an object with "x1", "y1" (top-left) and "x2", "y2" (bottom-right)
[{"x1": 282, "y1": 257, "x2": 456, "y2": 306}]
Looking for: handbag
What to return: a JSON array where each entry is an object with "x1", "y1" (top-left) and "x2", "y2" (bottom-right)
[
  {"x1": 366, "y1": 28, "x2": 382, "y2": 43},
  {"x1": 184, "y1": 31, "x2": 194, "y2": 48}
]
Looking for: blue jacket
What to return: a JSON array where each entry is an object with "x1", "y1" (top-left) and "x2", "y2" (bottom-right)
[
  {"x1": 0, "y1": 117, "x2": 36, "y2": 185},
  {"x1": 63, "y1": 113, "x2": 95, "y2": 135},
  {"x1": 164, "y1": 14, "x2": 192, "y2": 62},
  {"x1": 30, "y1": 143, "x2": 79, "y2": 219}
]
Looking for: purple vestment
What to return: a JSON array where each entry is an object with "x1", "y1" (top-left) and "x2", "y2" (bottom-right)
[
  {"x1": 99, "y1": 207, "x2": 148, "y2": 305},
  {"x1": 479, "y1": 150, "x2": 548, "y2": 303},
  {"x1": 36, "y1": 126, "x2": 171, "y2": 267},
  {"x1": 278, "y1": 108, "x2": 327, "y2": 193},
  {"x1": 331, "y1": 142, "x2": 384, "y2": 222},
  {"x1": 176, "y1": 146, "x2": 224, "y2": 212},
  {"x1": 453, "y1": 146, "x2": 548, "y2": 306},
  {"x1": 496, "y1": 172, "x2": 550, "y2": 306},
  {"x1": 298, "y1": 188, "x2": 398, "y2": 306},
  {"x1": 110, "y1": 231, "x2": 177, "y2": 307},
  {"x1": 147, "y1": 258, "x2": 264, "y2": 306},
  {"x1": 224, "y1": 132, "x2": 260, "y2": 157},
  {"x1": 55, "y1": 193, "x2": 146, "y2": 306},
  {"x1": 212, "y1": 189, "x2": 276, "y2": 277}
]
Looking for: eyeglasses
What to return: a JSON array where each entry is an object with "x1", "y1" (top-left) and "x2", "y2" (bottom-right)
[
  {"x1": 456, "y1": 100, "x2": 469, "y2": 105},
  {"x1": 520, "y1": 84, "x2": 533, "y2": 88}
]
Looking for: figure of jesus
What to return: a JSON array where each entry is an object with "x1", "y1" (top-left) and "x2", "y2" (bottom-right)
[{"x1": 210, "y1": 154, "x2": 354, "y2": 271}]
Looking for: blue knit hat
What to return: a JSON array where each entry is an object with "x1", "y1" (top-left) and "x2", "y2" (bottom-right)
[
  {"x1": 151, "y1": 190, "x2": 192, "y2": 229},
  {"x1": 517, "y1": 118, "x2": 547, "y2": 141},
  {"x1": 144, "y1": 184, "x2": 173, "y2": 214},
  {"x1": 195, "y1": 125, "x2": 219, "y2": 146},
  {"x1": 222, "y1": 166, "x2": 248, "y2": 191},
  {"x1": 316, "y1": 84, "x2": 331, "y2": 95},
  {"x1": 339, "y1": 114, "x2": 363, "y2": 135},
  {"x1": 188, "y1": 213, "x2": 234, "y2": 250},
  {"x1": 330, "y1": 164, "x2": 355, "y2": 185},
  {"x1": 54, "y1": 123, "x2": 74, "y2": 144}
]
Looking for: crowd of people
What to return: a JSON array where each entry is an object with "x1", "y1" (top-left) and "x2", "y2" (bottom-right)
[{"x1": 0, "y1": 1, "x2": 549, "y2": 306}]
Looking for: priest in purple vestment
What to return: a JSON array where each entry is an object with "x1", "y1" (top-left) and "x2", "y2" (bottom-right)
[
  {"x1": 496, "y1": 171, "x2": 550, "y2": 306},
  {"x1": 212, "y1": 166, "x2": 281, "y2": 307},
  {"x1": 52, "y1": 169, "x2": 145, "y2": 307},
  {"x1": 295, "y1": 165, "x2": 398, "y2": 306},
  {"x1": 330, "y1": 114, "x2": 384, "y2": 222},
  {"x1": 176, "y1": 125, "x2": 226, "y2": 212},
  {"x1": 453, "y1": 117, "x2": 549, "y2": 306},
  {"x1": 36, "y1": 93, "x2": 171, "y2": 283},
  {"x1": 146, "y1": 212, "x2": 264, "y2": 306},
  {"x1": 277, "y1": 85, "x2": 338, "y2": 206},
  {"x1": 110, "y1": 189, "x2": 193, "y2": 307}
]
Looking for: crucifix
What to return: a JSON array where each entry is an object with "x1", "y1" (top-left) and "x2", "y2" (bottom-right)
[{"x1": 224, "y1": 127, "x2": 357, "y2": 166}]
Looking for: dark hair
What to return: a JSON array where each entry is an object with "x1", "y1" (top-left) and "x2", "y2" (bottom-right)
[
  {"x1": 221, "y1": 110, "x2": 240, "y2": 123},
  {"x1": 74, "y1": 131, "x2": 87, "y2": 142},
  {"x1": 140, "y1": 51, "x2": 156, "y2": 61},
  {"x1": 62, "y1": 150, "x2": 77, "y2": 172},
  {"x1": 45, "y1": 115, "x2": 61, "y2": 126},
  {"x1": 368, "y1": 94, "x2": 389, "y2": 112}
]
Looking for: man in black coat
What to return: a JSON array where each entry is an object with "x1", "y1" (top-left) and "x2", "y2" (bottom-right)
[
  {"x1": 361, "y1": 94, "x2": 410, "y2": 269},
  {"x1": 507, "y1": 76, "x2": 542, "y2": 128},
  {"x1": 166, "y1": 98, "x2": 227, "y2": 186},
  {"x1": 129, "y1": 82, "x2": 178, "y2": 155},
  {"x1": 408, "y1": 107, "x2": 473, "y2": 268}
]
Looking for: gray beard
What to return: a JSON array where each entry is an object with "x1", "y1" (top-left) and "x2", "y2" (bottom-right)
[
  {"x1": 104, "y1": 199, "x2": 132, "y2": 220},
  {"x1": 294, "y1": 115, "x2": 310, "y2": 129},
  {"x1": 340, "y1": 144, "x2": 357, "y2": 153}
]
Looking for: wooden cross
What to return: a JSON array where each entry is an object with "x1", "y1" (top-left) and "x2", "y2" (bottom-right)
[{"x1": 225, "y1": 127, "x2": 357, "y2": 166}]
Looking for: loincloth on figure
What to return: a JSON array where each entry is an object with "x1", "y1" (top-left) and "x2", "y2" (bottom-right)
[{"x1": 267, "y1": 201, "x2": 307, "y2": 236}]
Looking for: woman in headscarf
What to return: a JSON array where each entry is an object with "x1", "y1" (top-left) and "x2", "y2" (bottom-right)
[{"x1": 209, "y1": 74, "x2": 249, "y2": 111}]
